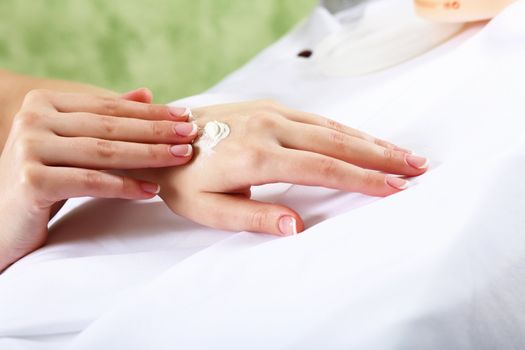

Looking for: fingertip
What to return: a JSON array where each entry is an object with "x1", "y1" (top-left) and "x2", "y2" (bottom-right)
[
  {"x1": 138, "y1": 88, "x2": 153, "y2": 103},
  {"x1": 134, "y1": 181, "x2": 160, "y2": 199},
  {"x1": 385, "y1": 175, "x2": 410, "y2": 193},
  {"x1": 140, "y1": 181, "x2": 160, "y2": 195},
  {"x1": 121, "y1": 88, "x2": 153, "y2": 103},
  {"x1": 405, "y1": 154, "x2": 430, "y2": 170},
  {"x1": 168, "y1": 106, "x2": 192, "y2": 120},
  {"x1": 169, "y1": 144, "x2": 193, "y2": 158},
  {"x1": 278, "y1": 212, "x2": 304, "y2": 237},
  {"x1": 295, "y1": 216, "x2": 305, "y2": 233},
  {"x1": 173, "y1": 122, "x2": 199, "y2": 137}
]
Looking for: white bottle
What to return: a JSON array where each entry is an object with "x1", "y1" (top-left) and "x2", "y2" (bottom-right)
[{"x1": 414, "y1": 0, "x2": 516, "y2": 22}]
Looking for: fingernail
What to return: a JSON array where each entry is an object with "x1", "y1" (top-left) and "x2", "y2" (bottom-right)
[
  {"x1": 169, "y1": 144, "x2": 192, "y2": 157},
  {"x1": 279, "y1": 216, "x2": 298, "y2": 236},
  {"x1": 405, "y1": 154, "x2": 429, "y2": 169},
  {"x1": 140, "y1": 182, "x2": 160, "y2": 195},
  {"x1": 168, "y1": 106, "x2": 191, "y2": 118},
  {"x1": 385, "y1": 176, "x2": 409, "y2": 190},
  {"x1": 173, "y1": 122, "x2": 198, "y2": 137}
]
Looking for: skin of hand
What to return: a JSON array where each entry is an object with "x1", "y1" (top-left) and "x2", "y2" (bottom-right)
[
  {"x1": 135, "y1": 100, "x2": 430, "y2": 237},
  {"x1": 0, "y1": 69, "x2": 120, "y2": 150},
  {"x1": 0, "y1": 88, "x2": 198, "y2": 270}
]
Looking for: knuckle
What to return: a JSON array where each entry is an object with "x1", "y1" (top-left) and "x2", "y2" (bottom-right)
[
  {"x1": 16, "y1": 134, "x2": 39, "y2": 160},
  {"x1": 13, "y1": 110, "x2": 42, "y2": 130},
  {"x1": 118, "y1": 176, "x2": 133, "y2": 196},
  {"x1": 318, "y1": 157, "x2": 337, "y2": 177},
  {"x1": 83, "y1": 171, "x2": 105, "y2": 191},
  {"x1": 100, "y1": 116, "x2": 117, "y2": 135},
  {"x1": 149, "y1": 121, "x2": 165, "y2": 138},
  {"x1": 147, "y1": 144, "x2": 162, "y2": 162},
  {"x1": 327, "y1": 130, "x2": 347, "y2": 149},
  {"x1": 24, "y1": 89, "x2": 50, "y2": 103},
  {"x1": 362, "y1": 171, "x2": 377, "y2": 187},
  {"x1": 100, "y1": 96, "x2": 119, "y2": 114},
  {"x1": 95, "y1": 140, "x2": 116, "y2": 158},
  {"x1": 374, "y1": 138, "x2": 388, "y2": 147},
  {"x1": 249, "y1": 208, "x2": 271, "y2": 231},
  {"x1": 146, "y1": 103, "x2": 160, "y2": 118},
  {"x1": 20, "y1": 165, "x2": 54, "y2": 208},
  {"x1": 382, "y1": 148, "x2": 397, "y2": 163},
  {"x1": 324, "y1": 118, "x2": 345, "y2": 133},
  {"x1": 20, "y1": 163, "x2": 43, "y2": 189},
  {"x1": 248, "y1": 112, "x2": 280, "y2": 131}
]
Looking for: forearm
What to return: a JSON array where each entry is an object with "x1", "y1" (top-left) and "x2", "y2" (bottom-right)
[{"x1": 0, "y1": 69, "x2": 116, "y2": 152}]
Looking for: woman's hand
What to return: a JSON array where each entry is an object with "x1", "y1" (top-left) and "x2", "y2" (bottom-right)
[
  {"x1": 138, "y1": 100, "x2": 429, "y2": 236},
  {"x1": 0, "y1": 88, "x2": 197, "y2": 270}
]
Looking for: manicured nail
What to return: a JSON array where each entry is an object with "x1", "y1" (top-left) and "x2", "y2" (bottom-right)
[
  {"x1": 168, "y1": 106, "x2": 191, "y2": 118},
  {"x1": 174, "y1": 122, "x2": 198, "y2": 137},
  {"x1": 405, "y1": 154, "x2": 429, "y2": 169},
  {"x1": 385, "y1": 176, "x2": 409, "y2": 190},
  {"x1": 279, "y1": 216, "x2": 298, "y2": 236},
  {"x1": 169, "y1": 144, "x2": 192, "y2": 157},
  {"x1": 140, "y1": 182, "x2": 160, "y2": 195}
]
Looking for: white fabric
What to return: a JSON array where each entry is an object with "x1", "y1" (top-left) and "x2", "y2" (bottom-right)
[
  {"x1": 313, "y1": 0, "x2": 465, "y2": 75},
  {"x1": 2, "y1": 1, "x2": 525, "y2": 349}
]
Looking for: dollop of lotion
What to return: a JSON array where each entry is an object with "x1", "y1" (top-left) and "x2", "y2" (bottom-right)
[{"x1": 194, "y1": 121, "x2": 230, "y2": 155}]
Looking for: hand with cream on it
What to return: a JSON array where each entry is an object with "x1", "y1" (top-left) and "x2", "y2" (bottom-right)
[
  {"x1": 0, "y1": 88, "x2": 197, "y2": 270},
  {"x1": 140, "y1": 100, "x2": 429, "y2": 236}
]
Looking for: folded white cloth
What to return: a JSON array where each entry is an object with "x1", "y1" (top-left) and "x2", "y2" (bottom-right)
[{"x1": 1, "y1": 1, "x2": 525, "y2": 349}]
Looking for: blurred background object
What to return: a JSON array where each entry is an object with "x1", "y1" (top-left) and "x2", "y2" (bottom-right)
[
  {"x1": 0, "y1": 0, "x2": 315, "y2": 103},
  {"x1": 320, "y1": 0, "x2": 369, "y2": 13}
]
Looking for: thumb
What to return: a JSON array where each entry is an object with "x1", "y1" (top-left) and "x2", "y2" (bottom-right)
[
  {"x1": 121, "y1": 87, "x2": 153, "y2": 103},
  {"x1": 192, "y1": 193, "x2": 303, "y2": 236}
]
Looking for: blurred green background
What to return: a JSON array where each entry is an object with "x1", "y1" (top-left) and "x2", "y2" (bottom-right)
[{"x1": 0, "y1": 0, "x2": 315, "y2": 103}]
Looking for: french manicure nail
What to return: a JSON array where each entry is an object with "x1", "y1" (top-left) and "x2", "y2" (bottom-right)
[
  {"x1": 169, "y1": 144, "x2": 192, "y2": 157},
  {"x1": 168, "y1": 106, "x2": 191, "y2": 118},
  {"x1": 174, "y1": 122, "x2": 197, "y2": 137},
  {"x1": 405, "y1": 154, "x2": 429, "y2": 169},
  {"x1": 385, "y1": 176, "x2": 409, "y2": 190},
  {"x1": 279, "y1": 216, "x2": 298, "y2": 236},
  {"x1": 140, "y1": 182, "x2": 160, "y2": 195}
]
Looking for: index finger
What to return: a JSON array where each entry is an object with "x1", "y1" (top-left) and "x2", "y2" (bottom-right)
[{"x1": 49, "y1": 92, "x2": 191, "y2": 121}]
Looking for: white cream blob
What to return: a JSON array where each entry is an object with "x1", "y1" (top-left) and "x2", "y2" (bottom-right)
[{"x1": 194, "y1": 121, "x2": 230, "y2": 155}]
